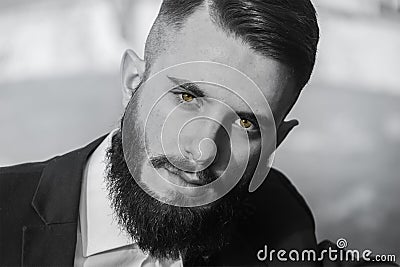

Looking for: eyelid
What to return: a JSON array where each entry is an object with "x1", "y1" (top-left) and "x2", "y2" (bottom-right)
[
  {"x1": 168, "y1": 77, "x2": 261, "y2": 130},
  {"x1": 167, "y1": 76, "x2": 206, "y2": 98},
  {"x1": 170, "y1": 85, "x2": 201, "y2": 99},
  {"x1": 171, "y1": 88, "x2": 260, "y2": 129},
  {"x1": 179, "y1": 83, "x2": 203, "y2": 97},
  {"x1": 171, "y1": 88, "x2": 201, "y2": 108},
  {"x1": 233, "y1": 118, "x2": 257, "y2": 132},
  {"x1": 236, "y1": 114, "x2": 260, "y2": 129}
]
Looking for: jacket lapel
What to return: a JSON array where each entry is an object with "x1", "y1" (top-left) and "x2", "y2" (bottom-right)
[{"x1": 22, "y1": 135, "x2": 107, "y2": 266}]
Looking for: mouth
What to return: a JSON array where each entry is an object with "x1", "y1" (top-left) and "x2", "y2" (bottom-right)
[{"x1": 163, "y1": 165, "x2": 206, "y2": 187}]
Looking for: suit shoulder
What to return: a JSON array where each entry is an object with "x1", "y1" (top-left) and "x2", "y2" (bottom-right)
[
  {"x1": 0, "y1": 160, "x2": 54, "y2": 266},
  {"x1": 243, "y1": 168, "x2": 316, "y2": 246},
  {"x1": 267, "y1": 168, "x2": 314, "y2": 225},
  {"x1": 0, "y1": 159, "x2": 52, "y2": 200},
  {"x1": 0, "y1": 159, "x2": 51, "y2": 176},
  {"x1": 256, "y1": 168, "x2": 313, "y2": 221}
]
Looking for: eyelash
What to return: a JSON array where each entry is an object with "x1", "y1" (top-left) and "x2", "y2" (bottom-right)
[
  {"x1": 171, "y1": 89, "x2": 259, "y2": 131},
  {"x1": 172, "y1": 90, "x2": 199, "y2": 105},
  {"x1": 235, "y1": 118, "x2": 258, "y2": 131}
]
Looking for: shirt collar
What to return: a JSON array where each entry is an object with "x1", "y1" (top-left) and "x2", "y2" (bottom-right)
[{"x1": 79, "y1": 129, "x2": 134, "y2": 257}]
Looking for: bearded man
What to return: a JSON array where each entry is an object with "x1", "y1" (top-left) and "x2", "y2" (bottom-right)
[{"x1": 3, "y1": 0, "x2": 395, "y2": 266}]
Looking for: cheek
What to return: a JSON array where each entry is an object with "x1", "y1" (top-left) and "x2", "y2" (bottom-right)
[
  {"x1": 143, "y1": 111, "x2": 165, "y2": 155},
  {"x1": 234, "y1": 140, "x2": 260, "y2": 187},
  {"x1": 247, "y1": 140, "x2": 262, "y2": 171},
  {"x1": 236, "y1": 145, "x2": 260, "y2": 168},
  {"x1": 229, "y1": 131, "x2": 261, "y2": 170},
  {"x1": 141, "y1": 97, "x2": 184, "y2": 156}
]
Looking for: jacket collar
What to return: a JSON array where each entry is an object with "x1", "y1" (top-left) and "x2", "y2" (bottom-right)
[{"x1": 31, "y1": 134, "x2": 108, "y2": 225}]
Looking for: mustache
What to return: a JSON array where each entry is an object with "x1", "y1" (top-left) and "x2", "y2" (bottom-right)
[{"x1": 149, "y1": 155, "x2": 218, "y2": 185}]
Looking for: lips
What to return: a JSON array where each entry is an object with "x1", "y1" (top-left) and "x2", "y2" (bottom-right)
[{"x1": 163, "y1": 165, "x2": 206, "y2": 187}]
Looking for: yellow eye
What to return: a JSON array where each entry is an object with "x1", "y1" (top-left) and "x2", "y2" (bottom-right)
[
  {"x1": 181, "y1": 93, "x2": 194, "y2": 102},
  {"x1": 239, "y1": 119, "x2": 253, "y2": 129}
]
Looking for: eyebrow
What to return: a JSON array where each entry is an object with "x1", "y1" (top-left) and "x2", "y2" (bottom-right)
[
  {"x1": 167, "y1": 76, "x2": 206, "y2": 97},
  {"x1": 167, "y1": 75, "x2": 267, "y2": 127}
]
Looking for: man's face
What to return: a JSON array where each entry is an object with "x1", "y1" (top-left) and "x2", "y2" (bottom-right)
[
  {"x1": 122, "y1": 7, "x2": 297, "y2": 205},
  {"x1": 109, "y1": 7, "x2": 298, "y2": 260}
]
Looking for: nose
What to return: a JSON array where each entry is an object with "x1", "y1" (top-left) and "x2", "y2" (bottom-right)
[{"x1": 180, "y1": 118, "x2": 221, "y2": 168}]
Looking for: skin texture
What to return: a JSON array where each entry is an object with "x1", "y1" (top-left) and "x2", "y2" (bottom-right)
[{"x1": 121, "y1": 6, "x2": 299, "y2": 202}]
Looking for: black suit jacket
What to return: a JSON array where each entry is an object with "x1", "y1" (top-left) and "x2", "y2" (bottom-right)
[{"x1": 1, "y1": 134, "x2": 319, "y2": 266}]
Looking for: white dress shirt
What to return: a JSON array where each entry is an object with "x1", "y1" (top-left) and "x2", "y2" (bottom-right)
[{"x1": 74, "y1": 130, "x2": 183, "y2": 267}]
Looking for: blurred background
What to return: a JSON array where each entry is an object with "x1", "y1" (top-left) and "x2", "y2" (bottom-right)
[{"x1": 0, "y1": 0, "x2": 399, "y2": 261}]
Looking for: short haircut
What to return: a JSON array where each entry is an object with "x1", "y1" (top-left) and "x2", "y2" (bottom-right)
[{"x1": 145, "y1": 0, "x2": 319, "y2": 89}]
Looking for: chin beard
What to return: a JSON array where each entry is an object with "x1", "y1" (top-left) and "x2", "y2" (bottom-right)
[{"x1": 105, "y1": 130, "x2": 250, "y2": 262}]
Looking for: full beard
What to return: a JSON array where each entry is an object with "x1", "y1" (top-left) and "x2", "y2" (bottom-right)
[{"x1": 105, "y1": 130, "x2": 251, "y2": 262}]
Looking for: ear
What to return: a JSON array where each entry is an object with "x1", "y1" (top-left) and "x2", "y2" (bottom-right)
[
  {"x1": 276, "y1": 119, "x2": 299, "y2": 148},
  {"x1": 121, "y1": 49, "x2": 145, "y2": 108}
]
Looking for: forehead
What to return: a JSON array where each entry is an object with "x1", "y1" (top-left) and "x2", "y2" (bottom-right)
[{"x1": 148, "y1": 6, "x2": 296, "y2": 123}]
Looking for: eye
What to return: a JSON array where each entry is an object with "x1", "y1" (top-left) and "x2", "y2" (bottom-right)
[
  {"x1": 235, "y1": 118, "x2": 255, "y2": 130},
  {"x1": 180, "y1": 93, "x2": 195, "y2": 102}
]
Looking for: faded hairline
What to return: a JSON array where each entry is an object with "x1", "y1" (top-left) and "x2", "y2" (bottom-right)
[
  {"x1": 143, "y1": 0, "x2": 319, "y2": 90},
  {"x1": 143, "y1": 0, "x2": 207, "y2": 79}
]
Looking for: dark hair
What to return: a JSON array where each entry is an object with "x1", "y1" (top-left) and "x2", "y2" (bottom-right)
[{"x1": 145, "y1": 0, "x2": 319, "y2": 89}]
